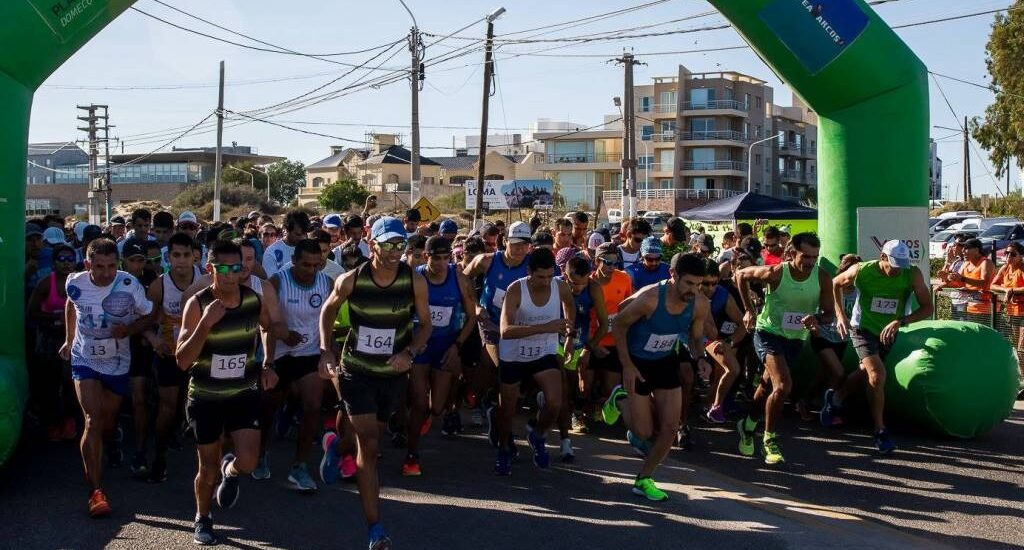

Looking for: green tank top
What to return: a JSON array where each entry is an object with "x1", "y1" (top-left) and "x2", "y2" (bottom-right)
[
  {"x1": 851, "y1": 260, "x2": 913, "y2": 336},
  {"x1": 756, "y1": 263, "x2": 821, "y2": 340},
  {"x1": 189, "y1": 286, "x2": 261, "y2": 400},
  {"x1": 342, "y1": 262, "x2": 415, "y2": 377}
]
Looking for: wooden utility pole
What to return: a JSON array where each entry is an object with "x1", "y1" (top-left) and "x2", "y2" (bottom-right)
[
  {"x1": 213, "y1": 60, "x2": 225, "y2": 221},
  {"x1": 615, "y1": 53, "x2": 641, "y2": 218},
  {"x1": 963, "y1": 116, "x2": 972, "y2": 201},
  {"x1": 473, "y1": 17, "x2": 497, "y2": 227},
  {"x1": 410, "y1": 27, "x2": 422, "y2": 204}
]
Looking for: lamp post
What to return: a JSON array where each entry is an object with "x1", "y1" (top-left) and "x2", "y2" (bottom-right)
[
  {"x1": 251, "y1": 165, "x2": 270, "y2": 202},
  {"x1": 227, "y1": 165, "x2": 254, "y2": 189},
  {"x1": 748, "y1": 132, "x2": 783, "y2": 194}
]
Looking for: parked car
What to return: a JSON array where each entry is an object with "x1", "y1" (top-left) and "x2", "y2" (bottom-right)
[
  {"x1": 606, "y1": 208, "x2": 622, "y2": 224},
  {"x1": 947, "y1": 216, "x2": 1019, "y2": 233},
  {"x1": 931, "y1": 212, "x2": 984, "y2": 235},
  {"x1": 929, "y1": 229, "x2": 979, "y2": 259},
  {"x1": 978, "y1": 222, "x2": 1024, "y2": 260}
]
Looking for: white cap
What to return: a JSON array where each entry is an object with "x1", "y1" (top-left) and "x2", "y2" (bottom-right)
[
  {"x1": 507, "y1": 221, "x2": 531, "y2": 243},
  {"x1": 587, "y1": 231, "x2": 606, "y2": 250},
  {"x1": 881, "y1": 239, "x2": 913, "y2": 268},
  {"x1": 43, "y1": 227, "x2": 68, "y2": 246},
  {"x1": 73, "y1": 221, "x2": 88, "y2": 241},
  {"x1": 178, "y1": 211, "x2": 199, "y2": 225}
]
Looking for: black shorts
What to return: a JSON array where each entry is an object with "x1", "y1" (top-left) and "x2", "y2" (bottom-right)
[
  {"x1": 810, "y1": 335, "x2": 848, "y2": 357},
  {"x1": 498, "y1": 354, "x2": 560, "y2": 386},
  {"x1": 272, "y1": 354, "x2": 319, "y2": 387},
  {"x1": 186, "y1": 390, "x2": 261, "y2": 445},
  {"x1": 850, "y1": 328, "x2": 891, "y2": 361},
  {"x1": 129, "y1": 340, "x2": 154, "y2": 379},
  {"x1": 630, "y1": 352, "x2": 683, "y2": 396},
  {"x1": 338, "y1": 369, "x2": 407, "y2": 422},
  {"x1": 155, "y1": 355, "x2": 188, "y2": 388},
  {"x1": 590, "y1": 346, "x2": 622, "y2": 373},
  {"x1": 753, "y1": 330, "x2": 803, "y2": 367}
]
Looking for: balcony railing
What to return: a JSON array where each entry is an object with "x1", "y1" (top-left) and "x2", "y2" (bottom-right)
[
  {"x1": 682, "y1": 160, "x2": 748, "y2": 172},
  {"x1": 604, "y1": 188, "x2": 740, "y2": 201},
  {"x1": 544, "y1": 152, "x2": 623, "y2": 164},
  {"x1": 778, "y1": 169, "x2": 808, "y2": 182},
  {"x1": 649, "y1": 132, "x2": 676, "y2": 143},
  {"x1": 638, "y1": 162, "x2": 673, "y2": 172},
  {"x1": 654, "y1": 103, "x2": 677, "y2": 114},
  {"x1": 680, "y1": 130, "x2": 749, "y2": 142},
  {"x1": 776, "y1": 141, "x2": 817, "y2": 156},
  {"x1": 682, "y1": 99, "x2": 749, "y2": 111}
]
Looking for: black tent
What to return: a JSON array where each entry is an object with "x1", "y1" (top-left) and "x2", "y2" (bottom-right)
[{"x1": 679, "y1": 192, "x2": 817, "y2": 221}]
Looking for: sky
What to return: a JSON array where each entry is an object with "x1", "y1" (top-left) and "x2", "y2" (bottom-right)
[{"x1": 27, "y1": 0, "x2": 1019, "y2": 201}]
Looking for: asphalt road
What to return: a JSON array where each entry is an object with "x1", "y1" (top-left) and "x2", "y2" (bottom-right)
[{"x1": 1, "y1": 401, "x2": 1020, "y2": 549}]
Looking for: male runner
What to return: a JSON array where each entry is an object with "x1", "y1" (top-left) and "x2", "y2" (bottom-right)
[
  {"x1": 627, "y1": 237, "x2": 671, "y2": 290},
  {"x1": 618, "y1": 218, "x2": 651, "y2": 270},
  {"x1": 735, "y1": 233, "x2": 833, "y2": 465},
  {"x1": 822, "y1": 240, "x2": 932, "y2": 453},
  {"x1": 263, "y1": 210, "x2": 312, "y2": 277},
  {"x1": 317, "y1": 216, "x2": 432, "y2": 550},
  {"x1": 701, "y1": 260, "x2": 747, "y2": 424}
]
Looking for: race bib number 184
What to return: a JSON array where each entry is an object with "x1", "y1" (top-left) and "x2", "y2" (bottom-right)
[{"x1": 643, "y1": 333, "x2": 677, "y2": 353}]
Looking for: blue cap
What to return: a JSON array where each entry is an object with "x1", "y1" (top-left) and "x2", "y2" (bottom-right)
[
  {"x1": 371, "y1": 216, "x2": 407, "y2": 242},
  {"x1": 439, "y1": 218, "x2": 458, "y2": 235},
  {"x1": 323, "y1": 213, "x2": 343, "y2": 229},
  {"x1": 641, "y1": 236, "x2": 663, "y2": 257}
]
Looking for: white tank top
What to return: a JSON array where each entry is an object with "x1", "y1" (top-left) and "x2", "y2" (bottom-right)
[
  {"x1": 498, "y1": 277, "x2": 561, "y2": 363},
  {"x1": 159, "y1": 265, "x2": 202, "y2": 345},
  {"x1": 274, "y1": 269, "x2": 333, "y2": 359},
  {"x1": 248, "y1": 275, "x2": 264, "y2": 297}
]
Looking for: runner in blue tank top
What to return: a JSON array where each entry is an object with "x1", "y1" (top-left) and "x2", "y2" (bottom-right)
[
  {"x1": 626, "y1": 236, "x2": 671, "y2": 291},
  {"x1": 699, "y1": 260, "x2": 747, "y2": 425},
  {"x1": 404, "y1": 237, "x2": 477, "y2": 477},
  {"x1": 612, "y1": 253, "x2": 710, "y2": 502}
]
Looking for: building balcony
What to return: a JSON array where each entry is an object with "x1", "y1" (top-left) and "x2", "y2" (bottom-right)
[
  {"x1": 639, "y1": 162, "x2": 674, "y2": 177},
  {"x1": 653, "y1": 103, "x2": 677, "y2": 117},
  {"x1": 776, "y1": 142, "x2": 817, "y2": 157},
  {"x1": 646, "y1": 132, "x2": 676, "y2": 143},
  {"x1": 681, "y1": 160, "x2": 748, "y2": 177},
  {"x1": 680, "y1": 130, "x2": 749, "y2": 146},
  {"x1": 682, "y1": 100, "x2": 749, "y2": 117},
  {"x1": 539, "y1": 152, "x2": 622, "y2": 171},
  {"x1": 778, "y1": 169, "x2": 811, "y2": 184},
  {"x1": 604, "y1": 188, "x2": 740, "y2": 202}
]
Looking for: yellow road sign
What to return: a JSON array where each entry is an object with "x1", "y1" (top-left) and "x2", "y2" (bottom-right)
[{"x1": 413, "y1": 196, "x2": 441, "y2": 222}]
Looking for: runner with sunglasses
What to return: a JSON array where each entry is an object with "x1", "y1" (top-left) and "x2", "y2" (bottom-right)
[
  {"x1": 592, "y1": 243, "x2": 634, "y2": 427},
  {"x1": 627, "y1": 237, "x2": 671, "y2": 291},
  {"x1": 618, "y1": 218, "x2": 652, "y2": 270},
  {"x1": 317, "y1": 216, "x2": 432, "y2": 550},
  {"x1": 699, "y1": 260, "x2": 747, "y2": 424},
  {"x1": 177, "y1": 240, "x2": 279, "y2": 545}
]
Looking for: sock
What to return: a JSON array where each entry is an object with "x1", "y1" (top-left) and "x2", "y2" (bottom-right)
[
  {"x1": 763, "y1": 430, "x2": 777, "y2": 443},
  {"x1": 743, "y1": 416, "x2": 758, "y2": 432}
]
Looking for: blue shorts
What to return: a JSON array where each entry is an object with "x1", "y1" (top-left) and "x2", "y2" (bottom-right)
[
  {"x1": 71, "y1": 364, "x2": 129, "y2": 397},
  {"x1": 414, "y1": 336, "x2": 458, "y2": 370},
  {"x1": 752, "y1": 330, "x2": 804, "y2": 368}
]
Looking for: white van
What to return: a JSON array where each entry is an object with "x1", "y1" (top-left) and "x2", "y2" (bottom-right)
[{"x1": 947, "y1": 217, "x2": 1020, "y2": 232}]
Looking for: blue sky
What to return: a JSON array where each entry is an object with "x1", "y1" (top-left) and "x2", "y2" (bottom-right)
[{"x1": 28, "y1": 0, "x2": 1017, "y2": 200}]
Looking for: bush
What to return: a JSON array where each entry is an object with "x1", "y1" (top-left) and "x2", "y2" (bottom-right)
[
  {"x1": 172, "y1": 182, "x2": 274, "y2": 220},
  {"x1": 318, "y1": 179, "x2": 369, "y2": 212}
]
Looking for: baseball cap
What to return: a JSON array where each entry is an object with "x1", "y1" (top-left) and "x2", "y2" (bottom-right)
[
  {"x1": 248, "y1": 210, "x2": 261, "y2": 219},
  {"x1": 122, "y1": 240, "x2": 146, "y2": 259},
  {"x1": 370, "y1": 216, "x2": 407, "y2": 242},
  {"x1": 178, "y1": 211, "x2": 199, "y2": 226},
  {"x1": 43, "y1": 227, "x2": 68, "y2": 246},
  {"x1": 881, "y1": 239, "x2": 913, "y2": 268},
  {"x1": 73, "y1": 221, "x2": 88, "y2": 241},
  {"x1": 507, "y1": 221, "x2": 531, "y2": 243},
  {"x1": 587, "y1": 231, "x2": 606, "y2": 250},
  {"x1": 595, "y1": 242, "x2": 621, "y2": 262},
  {"x1": 82, "y1": 225, "x2": 103, "y2": 241},
  {"x1": 439, "y1": 219, "x2": 458, "y2": 236},
  {"x1": 323, "y1": 213, "x2": 343, "y2": 229},
  {"x1": 110, "y1": 215, "x2": 126, "y2": 226},
  {"x1": 25, "y1": 223, "x2": 43, "y2": 238},
  {"x1": 344, "y1": 214, "x2": 364, "y2": 229},
  {"x1": 425, "y1": 236, "x2": 452, "y2": 255},
  {"x1": 641, "y1": 236, "x2": 663, "y2": 257},
  {"x1": 531, "y1": 230, "x2": 554, "y2": 247}
]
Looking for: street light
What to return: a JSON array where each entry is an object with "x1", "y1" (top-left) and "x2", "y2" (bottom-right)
[
  {"x1": 747, "y1": 132, "x2": 784, "y2": 194},
  {"x1": 227, "y1": 165, "x2": 254, "y2": 189},
  {"x1": 487, "y1": 6, "x2": 506, "y2": 22},
  {"x1": 250, "y1": 165, "x2": 270, "y2": 202}
]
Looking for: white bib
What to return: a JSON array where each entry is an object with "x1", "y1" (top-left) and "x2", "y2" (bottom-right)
[
  {"x1": 870, "y1": 297, "x2": 899, "y2": 315},
  {"x1": 492, "y1": 288, "x2": 507, "y2": 309},
  {"x1": 429, "y1": 305, "x2": 453, "y2": 327},
  {"x1": 514, "y1": 341, "x2": 547, "y2": 362},
  {"x1": 86, "y1": 338, "x2": 116, "y2": 359},
  {"x1": 355, "y1": 326, "x2": 396, "y2": 356},
  {"x1": 720, "y1": 321, "x2": 737, "y2": 335},
  {"x1": 782, "y1": 312, "x2": 807, "y2": 331},
  {"x1": 643, "y1": 333, "x2": 677, "y2": 354},
  {"x1": 211, "y1": 353, "x2": 247, "y2": 380}
]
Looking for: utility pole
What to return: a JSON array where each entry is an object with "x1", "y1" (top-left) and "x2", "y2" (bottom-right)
[
  {"x1": 100, "y1": 106, "x2": 114, "y2": 222},
  {"x1": 963, "y1": 116, "x2": 972, "y2": 201},
  {"x1": 213, "y1": 60, "x2": 225, "y2": 221},
  {"x1": 76, "y1": 105, "x2": 101, "y2": 225},
  {"x1": 615, "y1": 53, "x2": 641, "y2": 219},
  {"x1": 474, "y1": 10, "x2": 504, "y2": 227},
  {"x1": 409, "y1": 26, "x2": 423, "y2": 204}
]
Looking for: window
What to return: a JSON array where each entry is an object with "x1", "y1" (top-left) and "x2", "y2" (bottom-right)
[
  {"x1": 485, "y1": 174, "x2": 504, "y2": 180},
  {"x1": 659, "y1": 91, "x2": 676, "y2": 109},
  {"x1": 756, "y1": 96, "x2": 762, "y2": 108},
  {"x1": 690, "y1": 118, "x2": 714, "y2": 138},
  {"x1": 640, "y1": 97, "x2": 651, "y2": 112},
  {"x1": 641, "y1": 125, "x2": 654, "y2": 141},
  {"x1": 745, "y1": 93, "x2": 751, "y2": 108},
  {"x1": 744, "y1": 122, "x2": 751, "y2": 139},
  {"x1": 659, "y1": 178, "x2": 673, "y2": 189},
  {"x1": 755, "y1": 125, "x2": 763, "y2": 138},
  {"x1": 689, "y1": 88, "x2": 715, "y2": 107},
  {"x1": 755, "y1": 153, "x2": 762, "y2": 166},
  {"x1": 45, "y1": 176, "x2": 51, "y2": 183},
  {"x1": 387, "y1": 174, "x2": 400, "y2": 184},
  {"x1": 638, "y1": 156, "x2": 654, "y2": 168},
  {"x1": 312, "y1": 177, "x2": 324, "y2": 187},
  {"x1": 45, "y1": 158, "x2": 51, "y2": 167},
  {"x1": 450, "y1": 175, "x2": 472, "y2": 185}
]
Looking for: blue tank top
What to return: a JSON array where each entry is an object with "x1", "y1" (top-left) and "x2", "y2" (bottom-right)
[
  {"x1": 417, "y1": 264, "x2": 464, "y2": 340},
  {"x1": 627, "y1": 262, "x2": 671, "y2": 291},
  {"x1": 709, "y1": 285, "x2": 737, "y2": 337},
  {"x1": 561, "y1": 277, "x2": 593, "y2": 346},
  {"x1": 627, "y1": 281, "x2": 695, "y2": 360},
  {"x1": 480, "y1": 252, "x2": 530, "y2": 322}
]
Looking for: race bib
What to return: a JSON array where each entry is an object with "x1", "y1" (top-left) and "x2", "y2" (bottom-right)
[
  {"x1": 643, "y1": 333, "x2": 677, "y2": 353},
  {"x1": 870, "y1": 297, "x2": 899, "y2": 315},
  {"x1": 782, "y1": 312, "x2": 807, "y2": 331},
  {"x1": 430, "y1": 305, "x2": 453, "y2": 327},
  {"x1": 211, "y1": 353, "x2": 247, "y2": 380},
  {"x1": 492, "y1": 288, "x2": 507, "y2": 309},
  {"x1": 515, "y1": 342, "x2": 546, "y2": 362},
  {"x1": 355, "y1": 326, "x2": 396, "y2": 355},
  {"x1": 86, "y1": 338, "x2": 116, "y2": 359},
  {"x1": 720, "y1": 321, "x2": 737, "y2": 335}
]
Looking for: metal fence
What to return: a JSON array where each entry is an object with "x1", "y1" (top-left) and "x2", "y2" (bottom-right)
[{"x1": 933, "y1": 287, "x2": 1023, "y2": 361}]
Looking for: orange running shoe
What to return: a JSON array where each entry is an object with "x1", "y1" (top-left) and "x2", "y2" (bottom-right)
[
  {"x1": 89, "y1": 489, "x2": 111, "y2": 518},
  {"x1": 401, "y1": 454, "x2": 422, "y2": 477}
]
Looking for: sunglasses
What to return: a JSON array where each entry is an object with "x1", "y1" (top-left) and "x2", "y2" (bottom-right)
[
  {"x1": 212, "y1": 263, "x2": 244, "y2": 274},
  {"x1": 598, "y1": 256, "x2": 622, "y2": 266},
  {"x1": 377, "y1": 240, "x2": 407, "y2": 252},
  {"x1": 56, "y1": 254, "x2": 76, "y2": 263},
  {"x1": 146, "y1": 255, "x2": 162, "y2": 263}
]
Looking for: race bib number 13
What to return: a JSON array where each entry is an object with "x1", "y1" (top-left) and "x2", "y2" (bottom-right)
[
  {"x1": 87, "y1": 338, "x2": 116, "y2": 359},
  {"x1": 870, "y1": 297, "x2": 899, "y2": 315},
  {"x1": 355, "y1": 327, "x2": 396, "y2": 355},
  {"x1": 211, "y1": 353, "x2": 247, "y2": 380}
]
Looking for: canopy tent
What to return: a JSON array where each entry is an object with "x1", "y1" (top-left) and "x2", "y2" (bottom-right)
[{"x1": 679, "y1": 192, "x2": 817, "y2": 221}]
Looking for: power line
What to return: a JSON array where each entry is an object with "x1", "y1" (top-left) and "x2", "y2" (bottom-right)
[
  {"x1": 498, "y1": 0, "x2": 671, "y2": 37},
  {"x1": 892, "y1": 6, "x2": 1017, "y2": 29},
  {"x1": 929, "y1": 70, "x2": 1024, "y2": 100},
  {"x1": 930, "y1": 74, "x2": 1004, "y2": 198},
  {"x1": 42, "y1": 69, "x2": 347, "y2": 91}
]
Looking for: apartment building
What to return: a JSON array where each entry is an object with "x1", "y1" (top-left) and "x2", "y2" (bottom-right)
[{"x1": 768, "y1": 97, "x2": 818, "y2": 200}]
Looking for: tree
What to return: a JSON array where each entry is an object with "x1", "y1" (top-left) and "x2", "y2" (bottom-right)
[
  {"x1": 267, "y1": 160, "x2": 305, "y2": 205},
  {"x1": 318, "y1": 178, "x2": 370, "y2": 212},
  {"x1": 971, "y1": 3, "x2": 1024, "y2": 177}
]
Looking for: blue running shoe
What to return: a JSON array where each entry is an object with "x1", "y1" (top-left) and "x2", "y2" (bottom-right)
[
  {"x1": 875, "y1": 429, "x2": 897, "y2": 455},
  {"x1": 626, "y1": 430, "x2": 651, "y2": 458},
  {"x1": 215, "y1": 453, "x2": 240, "y2": 509},
  {"x1": 319, "y1": 432, "x2": 340, "y2": 485},
  {"x1": 528, "y1": 430, "x2": 550, "y2": 469},
  {"x1": 820, "y1": 389, "x2": 841, "y2": 427},
  {"x1": 486, "y1": 406, "x2": 498, "y2": 447},
  {"x1": 368, "y1": 522, "x2": 392, "y2": 550},
  {"x1": 494, "y1": 448, "x2": 512, "y2": 476}
]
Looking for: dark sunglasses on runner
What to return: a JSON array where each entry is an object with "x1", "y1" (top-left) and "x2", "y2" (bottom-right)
[{"x1": 212, "y1": 263, "x2": 243, "y2": 274}]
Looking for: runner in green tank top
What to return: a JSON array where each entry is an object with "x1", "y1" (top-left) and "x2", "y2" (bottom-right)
[
  {"x1": 822, "y1": 240, "x2": 933, "y2": 455},
  {"x1": 735, "y1": 233, "x2": 834, "y2": 465},
  {"x1": 316, "y1": 216, "x2": 432, "y2": 550},
  {"x1": 176, "y1": 240, "x2": 279, "y2": 545}
]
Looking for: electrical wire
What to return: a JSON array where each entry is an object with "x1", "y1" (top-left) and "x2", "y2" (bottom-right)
[
  {"x1": 930, "y1": 73, "x2": 1005, "y2": 198},
  {"x1": 43, "y1": 69, "x2": 349, "y2": 91},
  {"x1": 892, "y1": 6, "x2": 1018, "y2": 29}
]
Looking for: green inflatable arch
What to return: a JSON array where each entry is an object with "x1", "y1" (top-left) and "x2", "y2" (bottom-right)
[{"x1": 0, "y1": 0, "x2": 1016, "y2": 464}]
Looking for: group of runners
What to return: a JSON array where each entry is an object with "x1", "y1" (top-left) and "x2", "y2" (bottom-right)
[{"x1": 25, "y1": 205, "x2": 936, "y2": 549}]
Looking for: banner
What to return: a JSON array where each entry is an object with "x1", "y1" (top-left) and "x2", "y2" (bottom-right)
[
  {"x1": 856, "y1": 207, "x2": 930, "y2": 271},
  {"x1": 465, "y1": 179, "x2": 554, "y2": 210}
]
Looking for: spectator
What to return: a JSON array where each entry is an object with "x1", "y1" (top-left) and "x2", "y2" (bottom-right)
[
  {"x1": 991, "y1": 241, "x2": 1024, "y2": 399},
  {"x1": 660, "y1": 217, "x2": 689, "y2": 260},
  {"x1": 949, "y1": 238, "x2": 995, "y2": 319},
  {"x1": 717, "y1": 231, "x2": 738, "y2": 263}
]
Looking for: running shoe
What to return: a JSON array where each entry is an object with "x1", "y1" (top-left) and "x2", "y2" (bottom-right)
[
  {"x1": 130, "y1": 451, "x2": 148, "y2": 477},
  {"x1": 147, "y1": 457, "x2": 167, "y2": 483},
  {"x1": 559, "y1": 438, "x2": 575, "y2": 464},
  {"x1": 494, "y1": 448, "x2": 512, "y2": 476},
  {"x1": 706, "y1": 405, "x2": 727, "y2": 424},
  {"x1": 763, "y1": 436, "x2": 785, "y2": 465},
  {"x1": 571, "y1": 412, "x2": 589, "y2": 434},
  {"x1": 106, "y1": 443, "x2": 123, "y2": 469},
  {"x1": 88, "y1": 488, "x2": 111, "y2": 518},
  {"x1": 676, "y1": 425, "x2": 693, "y2": 451},
  {"x1": 465, "y1": 390, "x2": 478, "y2": 410},
  {"x1": 419, "y1": 417, "x2": 432, "y2": 436},
  {"x1": 252, "y1": 453, "x2": 271, "y2": 480},
  {"x1": 62, "y1": 417, "x2": 78, "y2": 440},
  {"x1": 601, "y1": 385, "x2": 628, "y2": 426},
  {"x1": 319, "y1": 432, "x2": 341, "y2": 485},
  {"x1": 288, "y1": 463, "x2": 317, "y2": 492},
  {"x1": 193, "y1": 515, "x2": 218, "y2": 545},
  {"x1": 875, "y1": 429, "x2": 897, "y2": 455},
  {"x1": 440, "y1": 411, "x2": 459, "y2": 435},
  {"x1": 340, "y1": 455, "x2": 357, "y2": 480},
  {"x1": 470, "y1": 407, "x2": 483, "y2": 428},
  {"x1": 736, "y1": 418, "x2": 756, "y2": 457},
  {"x1": 819, "y1": 389, "x2": 842, "y2": 427},
  {"x1": 401, "y1": 453, "x2": 422, "y2": 476},
  {"x1": 485, "y1": 406, "x2": 498, "y2": 447},
  {"x1": 368, "y1": 523, "x2": 392, "y2": 550},
  {"x1": 528, "y1": 430, "x2": 550, "y2": 469},
  {"x1": 626, "y1": 430, "x2": 651, "y2": 458},
  {"x1": 215, "y1": 453, "x2": 240, "y2": 509},
  {"x1": 507, "y1": 434, "x2": 520, "y2": 463},
  {"x1": 632, "y1": 477, "x2": 668, "y2": 502}
]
